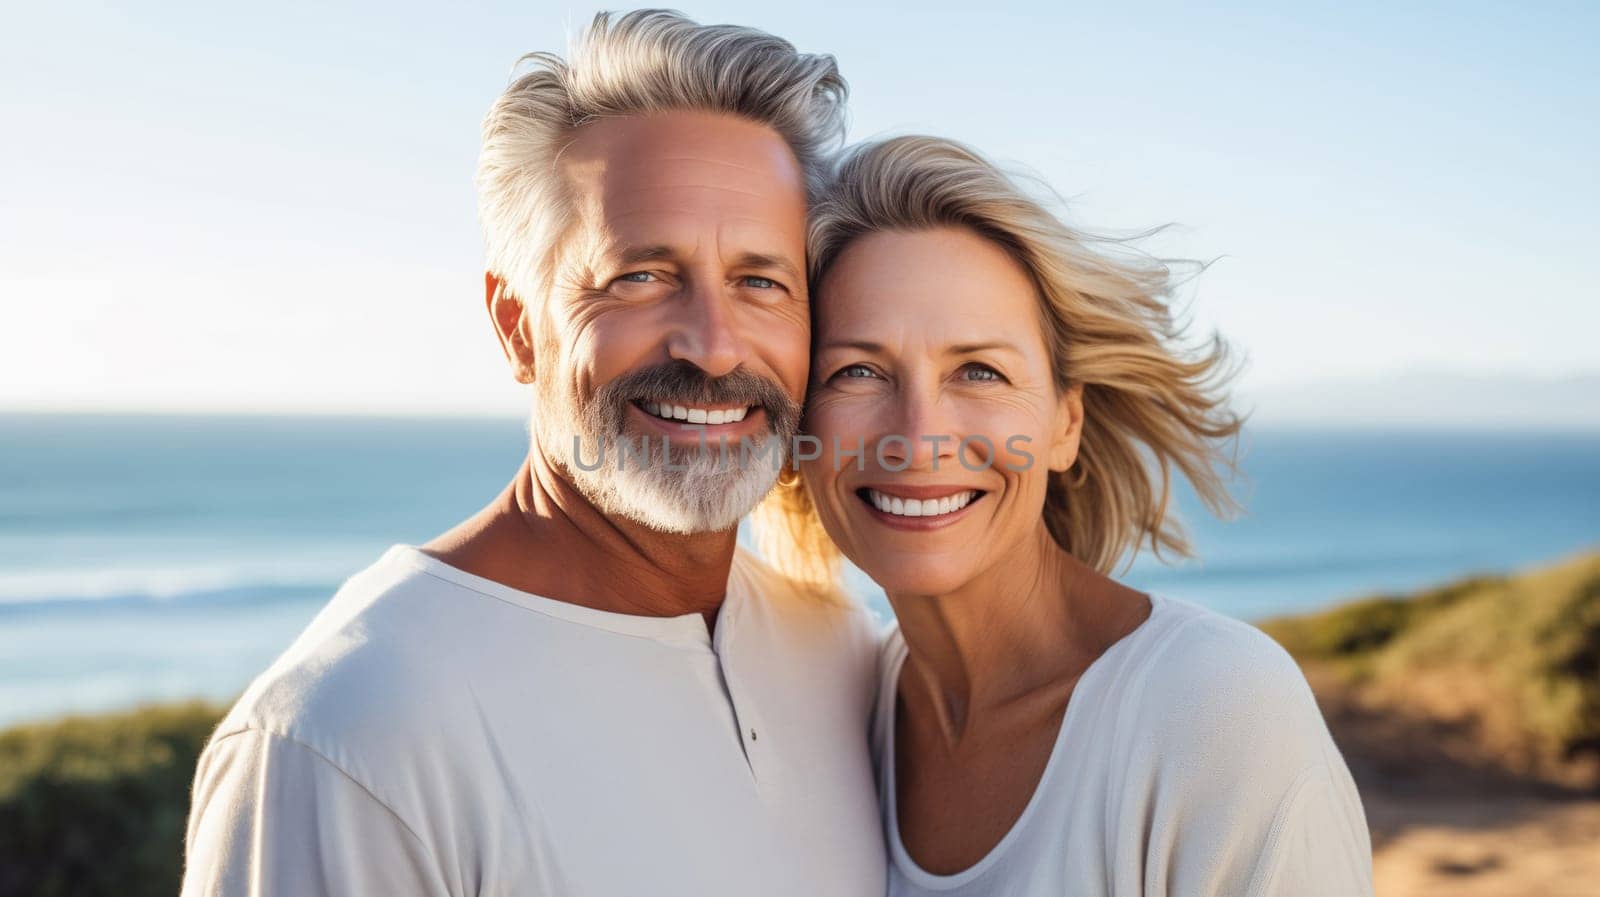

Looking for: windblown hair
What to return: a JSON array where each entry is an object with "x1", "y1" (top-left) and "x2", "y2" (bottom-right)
[
  {"x1": 475, "y1": 9, "x2": 848, "y2": 303},
  {"x1": 757, "y1": 136, "x2": 1249, "y2": 587}
]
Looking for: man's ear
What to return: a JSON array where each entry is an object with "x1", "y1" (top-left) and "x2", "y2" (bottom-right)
[
  {"x1": 1047, "y1": 381, "x2": 1087, "y2": 472},
  {"x1": 485, "y1": 272, "x2": 537, "y2": 384}
]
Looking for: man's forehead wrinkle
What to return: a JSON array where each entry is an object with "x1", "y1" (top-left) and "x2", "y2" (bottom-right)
[
  {"x1": 599, "y1": 207, "x2": 802, "y2": 241},
  {"x1": 600, "y1": 208, "x2": 783, "y2": 232},
  {"x1": 557, "y1": 119, "x2": 807, "y2": 287},
  {"x1": 560, "y1": 109, "x2": 803, "y2": 177},
  {"x1": 646, "y1": 154, "x2": 799, "y2": 176},
  {"x1": 716, "y1": 221, "x2": 802, "y2": 276},
  {"x1": 600, "y1": 157, "x2": 783, "y2": 189},
  {"x1": 581, "y1": 133, "x2": 801, "y2": 177},
  {"x1": 592, "y1": 156, "x2": 799, "y2": 196},
  {"x1": 568, "y1": 137, "x2": 790, "y2": 171},
  {"x1": 602, "y1": 185, "x2": 771, "y2": 205}
]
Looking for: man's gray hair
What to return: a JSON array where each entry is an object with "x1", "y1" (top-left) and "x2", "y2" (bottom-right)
[{"x1": 476, "y1": 8, "x2": 849, "y2": 303}]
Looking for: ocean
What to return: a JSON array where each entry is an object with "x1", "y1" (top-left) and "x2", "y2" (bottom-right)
[{"x1": 2, "y1": 412, "x2": 1596, "y2": 728}]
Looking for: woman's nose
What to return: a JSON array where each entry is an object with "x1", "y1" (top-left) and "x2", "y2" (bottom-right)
[{"x1": 876, "y1": 393, "x2": 961, "y2": 472}]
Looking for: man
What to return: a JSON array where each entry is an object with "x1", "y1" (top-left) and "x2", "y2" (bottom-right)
[{"x1": 180, "y1": 11, "x2": 884, "y2": 896}]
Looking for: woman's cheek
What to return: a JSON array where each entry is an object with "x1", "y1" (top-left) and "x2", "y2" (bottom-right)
[
  {"x1": 979, "y1": 403, "x2": 1053, "y2": 474},
  {"x1": 807, "y1": 397, "x2": 871, "y2": 465},
  {"x1": 999, "y1": 433, "x2": 1039, "y2": 473},
  {"x1": 799, "y1": 400, "x2": 855, "y2": 503}
]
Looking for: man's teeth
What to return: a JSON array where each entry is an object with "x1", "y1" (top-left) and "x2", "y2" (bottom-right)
[
  {"x1": 641, "y1": 402, "x2": 750, "y2": 425},
  {"x1": 867, "y1": 489, "x2": 978, "y2": 518}
]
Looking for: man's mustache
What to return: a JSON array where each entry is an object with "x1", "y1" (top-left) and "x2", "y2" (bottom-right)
[{"x1": 590, "y1": 360, "x2": 801, "y2": 434}]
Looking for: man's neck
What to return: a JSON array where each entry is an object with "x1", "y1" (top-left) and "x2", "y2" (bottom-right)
[{"x1": 422, "y1": 448, "x2": 739, "y2": 631}]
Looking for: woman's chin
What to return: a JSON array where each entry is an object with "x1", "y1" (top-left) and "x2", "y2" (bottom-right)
[{"x1": 861, "y1": 561, "x2": 974, "y2": 599}]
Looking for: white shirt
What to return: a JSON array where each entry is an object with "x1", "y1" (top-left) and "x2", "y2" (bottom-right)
[
  {"x1": 182, "y1": 544, "x2": 886, "y2": 897},
  {"x1": 875, "y1": 591, "x2": 1374, "y2": 897}
]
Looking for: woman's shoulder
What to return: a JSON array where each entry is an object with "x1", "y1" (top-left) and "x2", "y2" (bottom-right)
[
  {"x1": 1131, "y1": 595, "x2": 1333, "y2": 763},
  {"x1": 1140, "y1": 596, "x2": 1305, "y2": 689}
]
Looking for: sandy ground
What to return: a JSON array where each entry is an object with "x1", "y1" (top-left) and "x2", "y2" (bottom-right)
[
  {"x1": 1304, "y1": 666, "x2": 1600, "y2": 897},
  {"x1": 1366, "y1": 793, "x2": 1600, "y2": 897}
]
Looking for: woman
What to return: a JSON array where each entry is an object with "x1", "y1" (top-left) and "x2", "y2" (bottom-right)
[{"x1": 758, "y1": 137, "x2": 1373, "y2": 896}]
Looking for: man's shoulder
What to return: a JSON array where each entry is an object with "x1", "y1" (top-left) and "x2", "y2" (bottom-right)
[{"x1": 208, "y1": 546, "x2": 493, "y2": 765}]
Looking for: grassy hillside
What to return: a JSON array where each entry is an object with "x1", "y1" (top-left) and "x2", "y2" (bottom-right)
[
  {"x1": 1260, "y1": 549, "x2": 1600, "y2": 790},
  {"x1": 0, "y1": 701, "x2": 225, "y2": 897}
]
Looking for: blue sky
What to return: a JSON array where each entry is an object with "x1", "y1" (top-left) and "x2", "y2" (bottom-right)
[{"x1": 3, "y1": 1, "x2": 1595, "y2": 415}]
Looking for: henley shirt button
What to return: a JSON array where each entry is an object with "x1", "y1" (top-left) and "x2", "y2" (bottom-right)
[{"x1": 750, "y1": 729, "x2": 757, "y2": 741}]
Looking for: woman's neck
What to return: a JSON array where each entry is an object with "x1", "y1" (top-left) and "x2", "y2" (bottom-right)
[{"x1": 886, "y1": 526, "x2": 1147, "y2": 747}]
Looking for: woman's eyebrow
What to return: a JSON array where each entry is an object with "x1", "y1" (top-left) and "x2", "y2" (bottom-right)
[
  {"x1": 947, "y1": 341, "x2": 1023, "y2": 356},
  {"x1": 816, "y1": 339, "x2": 886, "y2": 354},
  {"x1": 816, "y1": 340, "x2": 1023, "y2": 355}
]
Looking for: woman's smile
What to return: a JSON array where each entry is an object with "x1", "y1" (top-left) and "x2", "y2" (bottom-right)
[{"x1": 853, "y1": 484, "x2": 988, "y2": 530}]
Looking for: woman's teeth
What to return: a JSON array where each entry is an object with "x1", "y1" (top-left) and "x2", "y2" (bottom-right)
[
  {"x1": 866, "y1": 489, "x2": 978, "y2": 518},
  {"x1": 641, "y1": 402, "x2": 750, "y2": 425}
]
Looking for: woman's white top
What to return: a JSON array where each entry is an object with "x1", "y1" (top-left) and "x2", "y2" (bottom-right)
[{"x1": 875, "y1": 591, "x2": 1374, "y2": 897}]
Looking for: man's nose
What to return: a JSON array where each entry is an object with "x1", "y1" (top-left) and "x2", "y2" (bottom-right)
[
  {"x1": 664, "y1": 281, "x2": 743, "y2": 379},
  {"x1": 877, "y1": 390, "x2": 962, "y2": 472}
]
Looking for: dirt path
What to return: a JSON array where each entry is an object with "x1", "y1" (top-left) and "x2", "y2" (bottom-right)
[
  {"x1": 1303, "y1": 666, "x2": 1600, "y2": 897},
  {"x1": 1367, "y1": 791, "x2": 1600, "y2": 897}
]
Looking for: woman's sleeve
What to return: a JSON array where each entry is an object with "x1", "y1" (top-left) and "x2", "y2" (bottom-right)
[
  {"x1": 180, "y1": 728, "x2": 453, "y2": 897},
  {"x1": 1244, "y1": 763, "x2": 1375, "y2": 897},
  {"x1": 1128, "y1": 617, "x2": 1376, "y2": 897}
]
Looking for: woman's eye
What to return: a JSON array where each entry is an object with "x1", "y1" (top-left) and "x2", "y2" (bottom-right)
[
  {"x1": 615, "y1": 271, "x2": 655, "y2": 284},
  {"x1": 835, "y1": 363, "x2": 878, "y2": 380},
  {"x1": 960, "y1": 363, "x2": 1005, "y2": 382},
  {"x1": 742, "y1": 276, "x2": 777, "y2": 289}
]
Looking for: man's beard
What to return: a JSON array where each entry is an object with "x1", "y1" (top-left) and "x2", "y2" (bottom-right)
[{"x1": 532, "y1": 360, "x2": 802, "y2": 535}]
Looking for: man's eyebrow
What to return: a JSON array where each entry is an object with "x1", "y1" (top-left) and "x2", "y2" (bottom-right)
[
  {"x1": 611, "y1": 245, "x2": 679, "y2": 267},
  {"x1": 730, "y1": 252, "x2": 802, "y2": 281}
]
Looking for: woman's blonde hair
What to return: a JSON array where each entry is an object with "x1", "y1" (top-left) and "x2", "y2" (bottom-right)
[{"x1": 756, "y1": 135, "x2": 1249, "y2": 588}]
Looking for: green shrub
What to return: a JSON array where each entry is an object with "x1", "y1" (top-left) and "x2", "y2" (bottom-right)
[
  {"x1": 1259, "y1": 573, "x2": 1500, "y2": 667},
  {"x1": 0, "y1": 701, "x2": 224, "y2": 897},
  {"x1": 1262, "y1": 550, "x2": 1600, "y2": 786}
]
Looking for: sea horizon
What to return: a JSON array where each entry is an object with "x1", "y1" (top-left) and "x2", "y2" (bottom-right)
[{"x1": 2, "y1": 411, "x2": 1597, "y2": 728}]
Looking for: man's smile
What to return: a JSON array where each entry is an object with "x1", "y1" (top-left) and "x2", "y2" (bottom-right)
[{"x1": 636, "y1": 400, "x2": 754, "y2": 425}]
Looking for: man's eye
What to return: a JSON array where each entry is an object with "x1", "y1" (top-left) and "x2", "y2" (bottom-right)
[
  {"x1": 961, "y1": 363, "x2": 1005, "y2": 382},
  {"x1": 743, "y1": 276, "x2": 777, "y2": 289}
]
